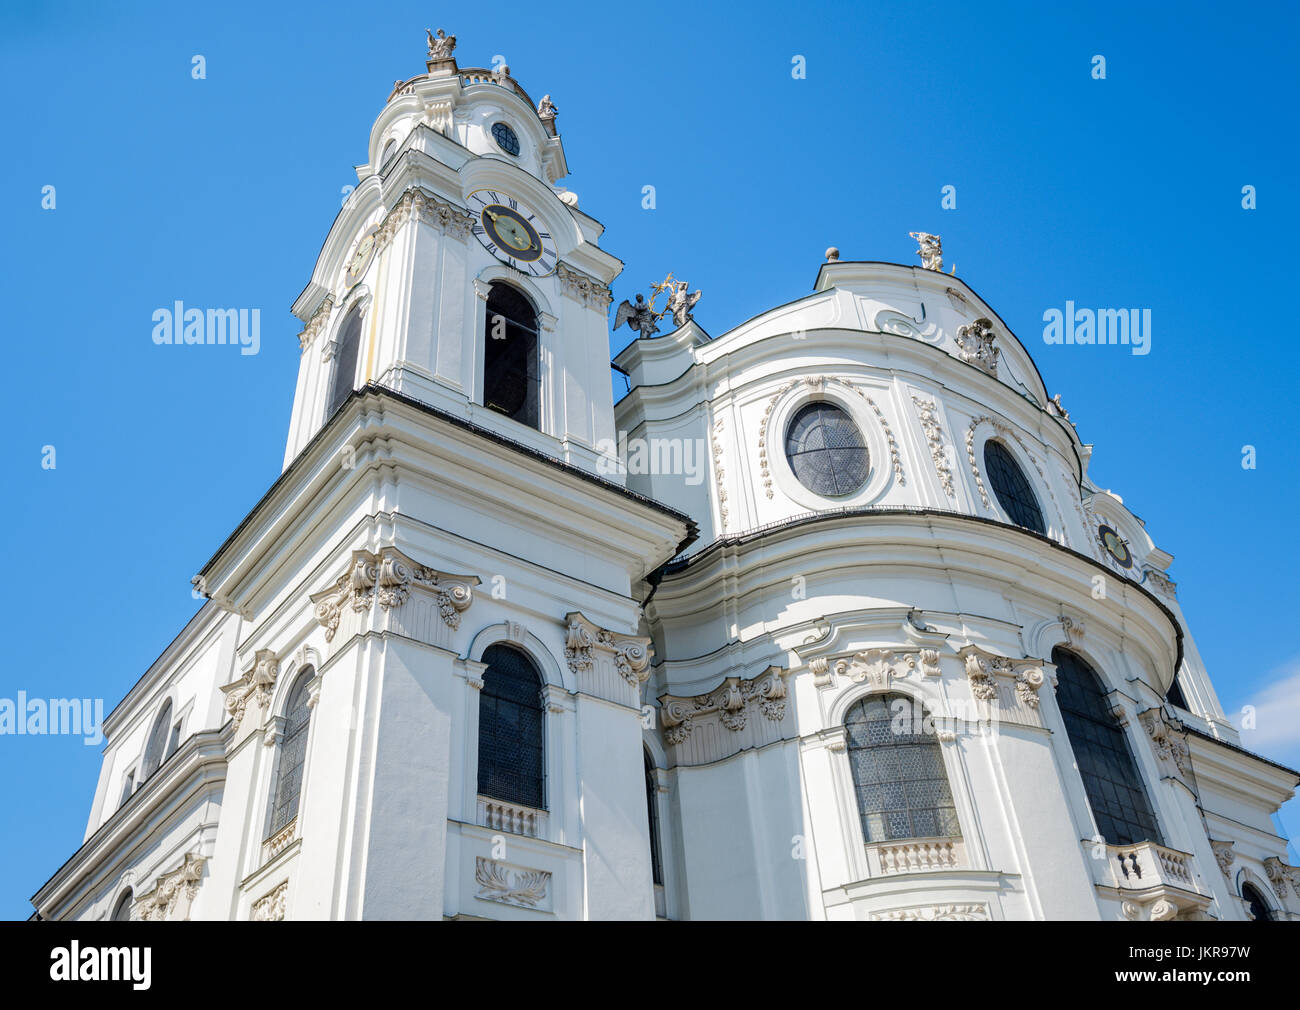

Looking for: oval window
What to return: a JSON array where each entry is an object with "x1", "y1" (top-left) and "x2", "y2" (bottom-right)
[{"x1": 784, "y1": 402, "x2": 869, "y2": 497}]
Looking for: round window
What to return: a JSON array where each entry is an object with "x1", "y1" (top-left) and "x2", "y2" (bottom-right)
[
  {"x1": 784, "y1": 402, "x2": 869, "y2": 497},
  {"x1": 491, "y1": 122, "x2": 520, "y2": 156}
]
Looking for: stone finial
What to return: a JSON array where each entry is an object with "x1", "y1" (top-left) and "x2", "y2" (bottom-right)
[{"x1": 825, "y1": 246, "x2": 840, "y2": 262}]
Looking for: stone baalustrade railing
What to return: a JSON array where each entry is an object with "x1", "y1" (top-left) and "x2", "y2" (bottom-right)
[
  {"x1": 478, "y1": 796, "x2": 547, "y2": 839},
  {"x1": 866, "y1": 837, "x2": 965, "y2": 876}
]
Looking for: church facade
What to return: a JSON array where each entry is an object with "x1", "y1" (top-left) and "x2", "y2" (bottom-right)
[{"x1": 31, "y1": 33, "x2": 1299, "y2": 922}]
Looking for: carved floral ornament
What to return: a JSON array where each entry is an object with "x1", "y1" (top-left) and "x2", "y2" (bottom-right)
[
  {"x1": 220, "y1": 648, "x2": 279, "y2": 732},
  {"x1": 251, "y1": 880, "x2": 288, "y2": 922},
  {"x1": 870, "y1": 902, "x2": 989, "y2": 921},
  {"x1": 956, "y1": 645, "x2": 1046, "y2": 707},
  {"x1": 564, "y1": 612, "x2": 653, "y2": 686},
  {"x1": 1263, "y1": 857, "x2": 1300, "y2": 901},
  {"x1": 1136, "y1": 707, "x2": 1191, "y2": 778},
  {"x1": 808, "y1": 648, "x2": 941, "y2": 690},
  {"x1": 132, "y1": 853, "x2": 205, "y2": 921},
  {"x1": 659, "y1": 666, "x2": 789, "y2": 745},
  {"x1": 1209, "y1": 839, "x2": 1235, "y2": 878},
  {"x1": 310, "y1": 547, "x2": 478, "y2": 643},
  {"x1": 296, "y1": 295, "x2": 334, "y2": 350},
  {"x1": 475, "y1": 857, "x2": 550, "y2": 909},
  {"x1": 555, "y1": 262, "x2": 613, "y2": 309}
]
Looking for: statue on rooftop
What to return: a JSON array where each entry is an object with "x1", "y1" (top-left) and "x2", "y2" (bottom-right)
[
  {"x1": 909, "y1": 231, "x2": 944, "y2": 272},
  {"x1": 426, "y1": 28, "x2": 457, "y2": 61}
]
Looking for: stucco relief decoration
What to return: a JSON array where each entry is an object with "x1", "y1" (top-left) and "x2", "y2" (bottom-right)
[
  {"x1": 835, "y1": 649, "x2": 916, "y2": 689},
  {"x1": 954, "y1": 317, "x2": 1000, "y2": 375},
  {"x1": 1263, "y1": 857, "x2": 1300, "y2": 901},
  {"x1": 131, "y1": 853, "x2": 205, "y2": 922},
  {"x1": 963, "y1": 653, "x2": 998, "y2": 702},
  {"x1": 758, "y1": 376, "x2": 824, "y2": 499},
  {"x1": 1122, "y1": 898, "x2": 1179, "y2": 922},
  {"x1": 958, "y1": 645, "x2": 1046, "y2": 707},
  {"x1": 710, "y1": 417, "x2": 729, "y2": 530},
  {"x1": 841, "y1": 383, "x2": 906, "y2": 486},
  {"x1": 220, "y1": 648, "x2": 279, "y2": 732},
  {"x1": 870, "y1": 902, "x2": 989, "y2": 921},
  {"x1": 475, "y1": 857, "x2": 550, "y2": 909},
  {"x1": 556, "y1": 262, "x2": 613, "y2": 309},
  {"x1": 1137, "y1": 708, "x2": 1190, "y2": 778},
  {"x1": 1142, "y1": 567, "x2": 1177, "y2": 597},
  {"x1": 564, "y1": 613, "x2": 653, "y2": 686},
  {"x1": 660, "y1": 667, "x2": 788, "y2": 745},
  {"x1": 296, "y1": 295, "x2": 334, "y2": 350},
  {"x1": 251, "y1": 880, "x2": 288, "y2": 922},
  {"x1": 310, "y1": 547, "x2": 477, "y2": 643},
  {"x1": 375, "y1": 188, "x2": 475, "y2": 257},
  {"x1": 919, "y1": 648, "x2": 942, "y2": 678},
  {"x1": 1209, "y1": 840, "x2": 1235, "y2": 878},
  {"x1": 911, "y1": 395, "x2": 956, "y2": 497}
]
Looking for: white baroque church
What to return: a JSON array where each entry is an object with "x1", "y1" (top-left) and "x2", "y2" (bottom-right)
[{"x1": 32, "y1": 33, "x2": 1300, "y2": 922}]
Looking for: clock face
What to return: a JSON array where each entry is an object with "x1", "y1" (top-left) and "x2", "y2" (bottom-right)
[
  {"x1": 467, "y1": 189, "x2": 557, "y2": 277},
  {"x1": 1098, "y1": 524, "x2": 1133, "y2": 568},
  {"x1": 346, "y1": 228, "x2": 378, "y2": 285}
]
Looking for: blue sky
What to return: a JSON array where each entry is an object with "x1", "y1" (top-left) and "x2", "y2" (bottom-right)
[{"x1": 2, "y1": 1, "x2": 1297, "y2": 919}]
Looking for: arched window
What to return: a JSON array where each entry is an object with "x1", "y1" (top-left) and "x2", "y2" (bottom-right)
[
  {"x1": 845, "y1": 693, "x2": 960, "y2": 842},
  {"x1": 142, "y1": 700, "x2": 172, "y2": 780},
  {"x1": 477, "y1": 644, "x2": 545, "y2": 809},
  {"x1": 111, "y1": 889, "x2": 134, "y2": 922},
  {"x1": 327, "y1": 305, "x2": 364, "y2": 418},
  {"x1": 267, "y1": 670, "x2": 314, "y2": 837},
  {"x1": 983, "y1": 439, "x2": 1045, "y2": 534},
  {"x1": 784, "y1": 401, "x2": 869, "y2": 497},
  {"x1": 645, "y1": 749, "x2": 664, "y2": 886},
  {"x1": 380, "y1": 138, "x2": 397, "y2": 165},
  {"x1": 1242, "y1": 882, "x2": 1274, "y2": 921},
  {"x1": 482, "y1": 283, "x2": 540, "y2": 430},
  {"x1": 1052, "y1": 648, "x2": 1162, "y2": 846}
]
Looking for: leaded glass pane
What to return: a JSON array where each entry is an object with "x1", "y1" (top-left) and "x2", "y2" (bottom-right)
[
  {"x1": 983, "y1": 439, "x2": 1046, "y2": 534},
  {"x1": 269, "y1": 670, "x2": 314, "y2": 836},
  {"x1": 1052, "y1": 648, "x2": 1162, "y2": 846},
  {"x1": 844, "y1": 693, "x2": 960, "y2": 843},
  {"x1": 784, "y1": 402, "x2": 869, "y2": 496},
  {"x1": 477, "y1": 644, "x2": 545, "y2": 809}
]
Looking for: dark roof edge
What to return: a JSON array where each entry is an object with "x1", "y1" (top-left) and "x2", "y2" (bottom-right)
[
  {"x1": 1185, "y1": 725, "x2": 1300, "y2": 782},
  {"x1": 198, "y1": 383, "x2": 698, "y2": 580},
  {"x1": 663, "y1": 505, "x2": 1184, "y2": 678}
]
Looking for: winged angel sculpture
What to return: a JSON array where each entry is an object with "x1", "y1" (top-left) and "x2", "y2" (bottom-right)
[{"x1": 614, "y1": 273, "x2": 702, "y2": 339}]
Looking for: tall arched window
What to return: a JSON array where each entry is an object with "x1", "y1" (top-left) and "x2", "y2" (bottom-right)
[
  {"x1": 327, "y1": 306, "x2": 363, "y2": 418},
  {"x1": 645, "y1": 749, "x2": 664, "y2": 886},
  {"x1": 477, "y1": 644, "x2": 545, "y2": 809},
  {"x1": 142, "y1": 700, "x2": 172, "y2": 780},
  {"x1": 983, "y1": 439, "x2": 1045, "y2": 534},
  {"x1": 1242, "y1": 882, "x2": 1274, "y2": 921},
  {"x1": 267, "y1": 670, "x2": 314, "y2": 837},
  {"x1": 845, "y1": 693, "x2": 960, "y2": 842},
  {"x1": 111, "y1": 889, "x2": 134, "y2": 922},
  {"x1": 1052, "y1": 648, "x2": 1162, "y2": 846},
  {"x1": 482, "y1": 283, "x2": 540, "y2": 430}
]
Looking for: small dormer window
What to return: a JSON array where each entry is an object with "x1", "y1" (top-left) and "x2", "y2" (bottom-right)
[{"x1": 491, "y1": 121, "x2": 520, "y2": 156}]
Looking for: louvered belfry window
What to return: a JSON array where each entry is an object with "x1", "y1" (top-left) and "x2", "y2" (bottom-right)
[
  {"x1": 477, "y1": 644, "x2": 545, "y2": 809},
  {"x1": 327, "y1": 306, "x2": 363, "y2": 417},
  {"x1": 483, "y1": 283, "x2": 540, "y2": 429}
]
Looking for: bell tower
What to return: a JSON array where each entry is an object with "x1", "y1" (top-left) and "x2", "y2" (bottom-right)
[{"x1": 283, "y1": 30, "x2": 622, "y2": 477}]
